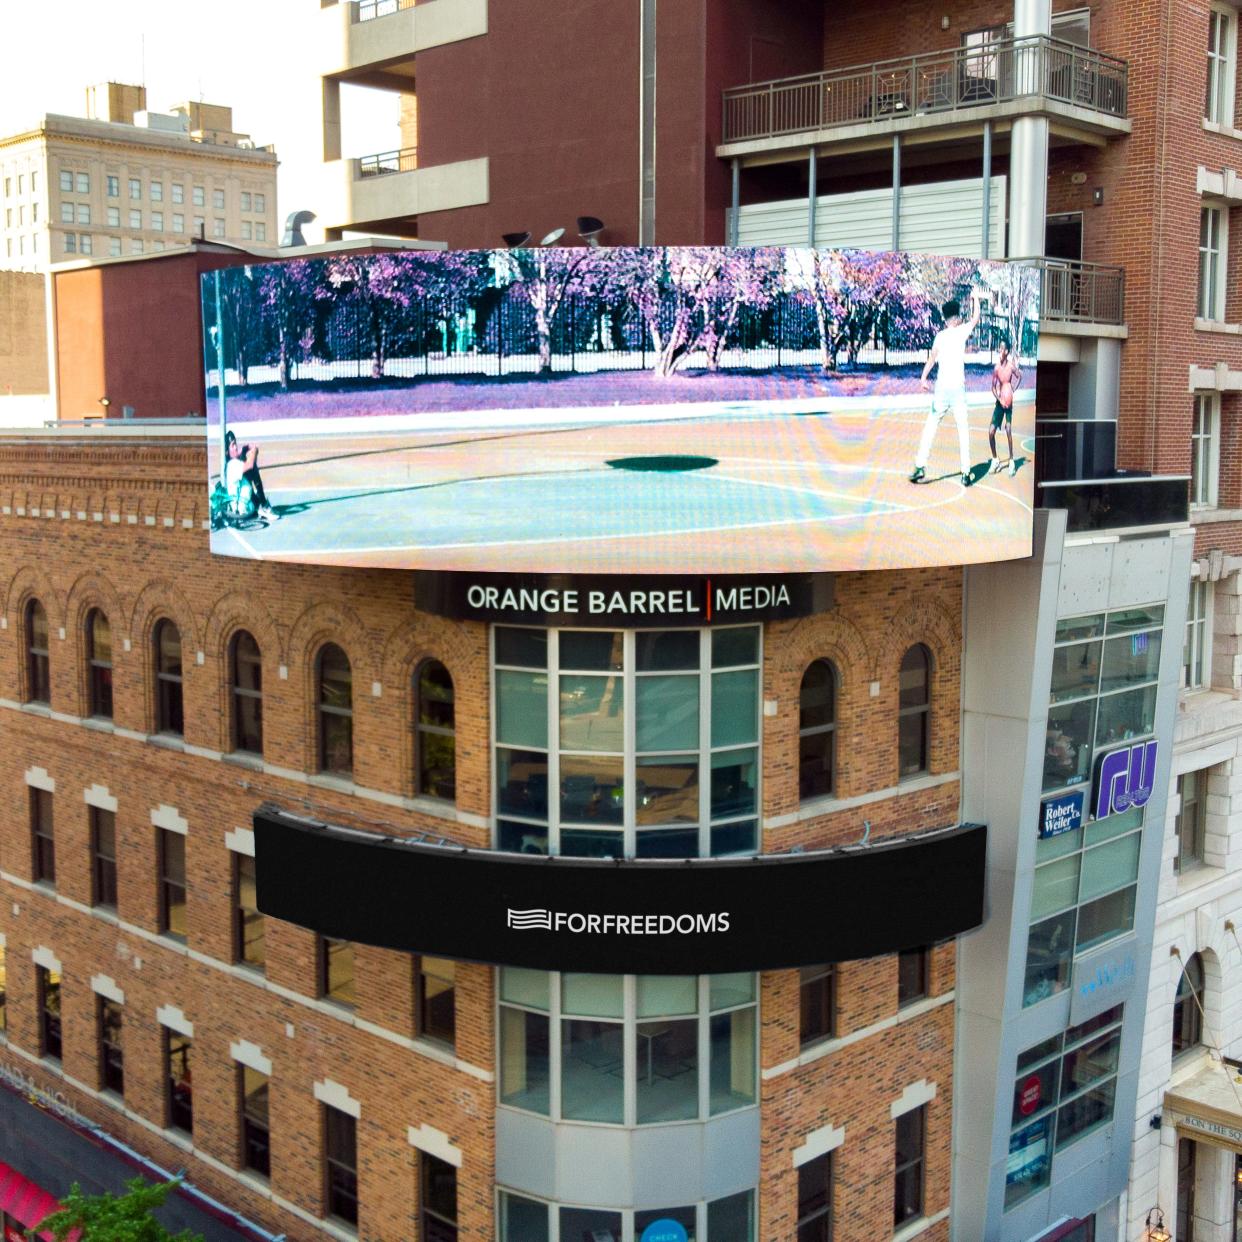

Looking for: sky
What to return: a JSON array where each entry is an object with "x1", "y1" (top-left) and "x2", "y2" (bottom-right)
[{"x1": 0, "y1": 0, "x2": 400, "y2": 236}]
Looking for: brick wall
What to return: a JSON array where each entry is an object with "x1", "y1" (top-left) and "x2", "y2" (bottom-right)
[{"x1": 0, "y1": 435, "x2": 964, "y2": 1236}]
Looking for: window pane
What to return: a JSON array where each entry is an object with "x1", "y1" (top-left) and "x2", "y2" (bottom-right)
[
  {"x1": 1010, "y1": 1059, "x2": 1059, "y2": 1126},
  {"x1": 500, "y1": 1193, "x2": 548, "y2": 1242},
  {"x1": 710, "y1": 1007, "x2": 755, "y2": 1114},
  {"x1": 497, "y1": 749, "x2": 548, "y2": 820},
  {"x1": 1075, "y1": 885, "x2": 1136, "y2": 953},
  {"x1": 1044, "y1": 700, "x2": 1096, "y2": 791},
  {"x1": 637, "y1": 976, "x2": 697, "y2": 1017},
  {"x1": 1060, "y1": 1029, "x2": 1121, "y2": 1098},
  {"x1": 636, "y1": 629, "x2": 698, "y2": 670},
  {"x1": 713, "y1": 626, "x2": 759, "y2": 667},
  {"x1": 899, "y1": 647, "x2": 929, "y2": 708},
  {"x1": 711, "y1": 819, "x2": 757, "y2": 856},
  {"x1": 559, "y1": 630, "x2": 622, "y2": 670},
  {"x1": 637, "y1": 756, "x2": 699, "y2": 824},
  {"x1": 157, "y1": 621, "x2": 181, "y2": 675},
  {"x1": 1049, "y1": 641, "x2": 1101, "y2": 703},
  {"x1": 498, "y1": 818, "x2": 547, "y2": 854},
  {"x1": 500, "y1": 1007, "x2": 552, "y2": 1112},
  {"x1": 801, "y1": 966, "x2": 835, "y2": 1044},
  {"x1": 709, "y1": 1190, "x2": 755, "y2": 1241},
  {"x1": 899, "y1": 711, "x2": 928, "y2": 777},
  {"x1": 560, "y1": 828, "x2": 623, "y2": 857},
  {"x1": 801, "y1": 661, "x2": 836, "y2": 729},
  {"x1": 712, "y1": 670, "x2": 758, "y2": 746},
  {"x1": 1006, "y1": 1116, "x2": 1052, "y2": 1207},
  {"x1": 497, "y1": 671, "x2": 548, "y2": 748},
  {"x1": 636, "y1": 675, "x2": 699, "y2": 750},
  {"x1": 1106, "y1": 605, "x2": 1164, "y2": 633},
  {"x1": 560, "y1": 1208, "x2": 622, "y2": 1240},
  {"x1": 1079, "y1": 833, "x2": 1141, "y2": 902},
  {"x1": 562, "y1": 973, "x2": 624, "y2": 1017},
  {"x1": 1100, "y1": 631, "x2": 1162, "y2": 693},
  {"x1": 559, "y1": 675, "x2": 623, "y2": 751},
  {"x1": 495, "y1": 627, "x2": 547, "y2": 668},
  {"x1": 635, "y1": 826, "x2": 700, "y2": 857},
  {"x1": 711, "y1": 748, "x2": 757, "y2": 818},
  {"x1": 559, "y1": 753, "x2": 624, "y2": 824},
  {"x1": 417, "y1": 661, "x2": 455, "y2": 727},
  {"x1": 561, "y1": 1019, "x2": 623, "y2": 1122},
  {"x1": 1095, "y1": 685, "x2": 1157, "y2": 748},
  {"x1": 1031, "y1": 854, "x2": 1081, "y2": 921},
  {"x1": 710, "y1": 972, "x2": 755, "y2": 1009},
  {"x1": 323, "y1": 938, "x2": 355, "y2": 1005},
  {"x1": 1057, "y1": 616, "x2": 1103, "y2": 643},
  {"x1": 1024, "y1": 909, "x2": 1076, "y2": 1006},
  {"x1": 636, "y1": 1017, "x2": 698, "y2": 1122},
  {"x1": 501, "y1": 969, "x2": 550, "y2": 1010},
  {"x1": 419, "y1": 957, "x2": 455, "y2": 1044},
  {"x1": 1056, "y1": 1077, "x2": 1116, "y2": 1150}
]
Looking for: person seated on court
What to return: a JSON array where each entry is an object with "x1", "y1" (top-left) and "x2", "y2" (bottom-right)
[{"x1": 223, "y1": 430, "x2": 277, "y2": 522}]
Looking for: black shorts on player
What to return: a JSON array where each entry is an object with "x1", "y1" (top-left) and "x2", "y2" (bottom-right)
[{"x1": 990, "y1": 400, "x2": 1012, "y2": 430}]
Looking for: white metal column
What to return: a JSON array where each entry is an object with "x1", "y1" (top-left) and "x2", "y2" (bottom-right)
[{"x1": 1009, "y1": 0, "x2": 1051, "y2": 258}]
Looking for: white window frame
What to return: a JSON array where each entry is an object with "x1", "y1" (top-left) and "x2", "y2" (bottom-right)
[
  {"x1": 1184, "y1": 576, "x2": 1213, "y2": 690},
  {"x1": 1199, "y1": 203, "x2": 1229, "y2": 322},
  {"x1": 1207, "y1": 4, "x2": 1238, "y2": 127},
  {"x1": 1191, "y1": 393, "x2": 1221, "y2": 508}
]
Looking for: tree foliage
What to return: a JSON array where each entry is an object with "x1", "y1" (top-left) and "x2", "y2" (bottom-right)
[{"x1": 35, "y1": 1177, "x2": 203, "y2": 1242}]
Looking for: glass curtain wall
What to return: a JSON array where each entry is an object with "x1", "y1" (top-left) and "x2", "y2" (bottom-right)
[{"x1": 495, "y1": 626, "x2": 760, "y2": 859}]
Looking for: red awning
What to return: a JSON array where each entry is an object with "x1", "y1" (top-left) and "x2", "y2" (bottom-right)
[{"x1": 0, "y1": 1161, "x2": 62, "y2": 1241}]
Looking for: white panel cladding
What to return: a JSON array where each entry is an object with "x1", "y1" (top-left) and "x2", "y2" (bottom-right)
[{"x1": 730, "y1": 176, "x2": 1008, "y2": 259}]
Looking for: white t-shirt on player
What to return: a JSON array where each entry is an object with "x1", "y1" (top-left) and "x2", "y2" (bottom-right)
[
  {"x1": 932, "y1": 322, "x2": 972, "y2": 395},
  {"x1": 224, "y1": 455, "x2": 248, "y2": 495}
]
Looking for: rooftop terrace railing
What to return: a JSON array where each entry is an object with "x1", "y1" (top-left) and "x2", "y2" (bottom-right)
[
  {"x1": 357, "y1": 146, "x2": 418, "y2": 178},
  {"x1": 1013, "y1": 257, "x2": 1125, "y2": 326},
  {"x1": 356, "y1": 0, "x2": 417, "y2": 22},
  {"x1": 722, "y1": 35, "x2": 1128, "y2": 144}
]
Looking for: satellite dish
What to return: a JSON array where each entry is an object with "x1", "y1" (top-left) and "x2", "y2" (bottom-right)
[
  {"x1": 577, "y1": 216, "x2": 605, "y2": 247},
  {"x1": 539, "y1": 228, "x2": 565, "y2": 246},
  {"x1": 502, "y1": 231, "x2": 531, "y2": 248},
  {"x1": 281, "y1": 209, "x2": 316, "y2": 248}
]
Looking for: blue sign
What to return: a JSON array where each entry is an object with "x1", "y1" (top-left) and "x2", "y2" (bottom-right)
[
  {"x1": 1093, "y1": 740, "x2": 1158, "y2": 821},
  {"x1": 641, "y1": 1222, "x2": 689, "y2": 1242},
  {"x1": 1039, "y1": 792, "x2": 1084, "y2": 839}
]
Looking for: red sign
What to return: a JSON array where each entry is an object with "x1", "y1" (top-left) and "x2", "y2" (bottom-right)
[
  {"x1": 6, "y1": 1225, "x2": 29, "y2": 1242},
  {"x1": 1019, "y1": 1075, "x2": 1042, "y2": 1116}
]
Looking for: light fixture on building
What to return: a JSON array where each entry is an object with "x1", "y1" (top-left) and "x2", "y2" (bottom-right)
[
  {"x1": 539, "y1": 228, "x2": 566, "y2": 246},
  {"x1": 98, "y1": 397, "x2": 111, "y2": 412},
  {"x1": 1145, "y1": 1207, "x2": 1171, "y2": 1242},
  {"x1": 577, "y1": 216, "x2": 605, "y2": 246},
  {"x1": 501, "y1": 231, "x2": 531, "y2": 248},
  {"x1": 1093, "y1": 187, "x2": 1105, "y2": 206}
]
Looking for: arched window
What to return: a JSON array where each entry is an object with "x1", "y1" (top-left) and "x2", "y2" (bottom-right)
[
  {"x1": 86, "y1": 609, "x2": 113, "y2": 719},
  {"x1": 26, "y1": 599, "x2": 50, "y2": 704},
  {"x1": 317, "y1": 644, "x2": 353, "y2": 776},
  {"x1": 1172, "y1": 952, "x2": 1205, "y2": 1058},
  {"x1": 898, "y1": 645, "x2": 931, "y2": 778},
  {"x1": 154, "y1": 619, "x2": 184, "y2": 736},
  {"x1": 416, "y1": 660, "x2": 455, "y2": 801},
  {"x1": 230, "y1": 630, "x2": 263, "y2": 755},
  {"x1": 799, "y1": 660, "x2": 837, "y2": 800}
]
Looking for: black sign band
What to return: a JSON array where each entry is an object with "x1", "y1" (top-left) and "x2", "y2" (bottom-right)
[
  {"x1": 254, "y1": 807, "x2": 985, "y2": 974},
  {"x1": 413, "y1": 571, "x2": 834, "y2": 628}
]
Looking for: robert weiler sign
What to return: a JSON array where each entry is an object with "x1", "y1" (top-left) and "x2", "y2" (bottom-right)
[
  {"x1": 254, "y1": 806, "x2": 985, "y2": 974},
  {"x1": 413, "y1": 571, "x2": 834, "y2": 628}
]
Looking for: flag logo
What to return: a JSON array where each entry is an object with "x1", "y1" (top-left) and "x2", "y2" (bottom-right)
[{"x1": 507, "y1": 908, "x2": 553, "y2": 930}]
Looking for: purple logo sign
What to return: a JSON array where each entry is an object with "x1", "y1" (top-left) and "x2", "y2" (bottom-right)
[{"x1": 1094, "y1": 740, "x2": 1158, "y2": 821}]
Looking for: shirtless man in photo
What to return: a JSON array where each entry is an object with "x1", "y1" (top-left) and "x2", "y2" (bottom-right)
[{"x1": 988, "y1": 342, "x2": 1022, "y2": 478}]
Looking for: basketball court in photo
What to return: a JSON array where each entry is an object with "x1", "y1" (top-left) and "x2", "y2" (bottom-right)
[{"x1": 208, "y1": 393, "x2": 1036, "y2": 574}]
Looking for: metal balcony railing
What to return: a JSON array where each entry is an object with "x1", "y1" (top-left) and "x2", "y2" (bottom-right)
[
  {"x1": 357, "y1": 147, "x2": 418, "y2": 178},
  {"x1": 722, "y1": 35, "x2": 1128, "y2": 143},
  {"x1": 1012, "y1": 257, "x2": 1126, "y2": 325},
  {"x1": 356, "y1": 0, "x2": 416, "y2": 21}
]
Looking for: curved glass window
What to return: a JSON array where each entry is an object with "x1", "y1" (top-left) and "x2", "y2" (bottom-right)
[
  {"x1": 499, "y1": 1190, "x2": 756, "y2": 1241},
  {"x1": 495, "y1": 627, "x2": 760, "y2": 859},
  {"x1": 499, "y1": 970, "x2": 757, "y2": 1127}
]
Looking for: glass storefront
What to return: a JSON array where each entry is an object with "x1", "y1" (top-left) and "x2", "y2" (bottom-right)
[
  {"x1": 499, "y1": 1188, "x2": 755, "y2": 1241},
  {"x1": 499, "y1": 970, "x2": 757, "y2": 1127},
  {"x1": 494, "y1": 627, "x2": 760, "y2": 859}
]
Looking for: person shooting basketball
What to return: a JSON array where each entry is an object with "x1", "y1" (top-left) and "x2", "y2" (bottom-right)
[{"x1": 909, "y1": 290, "x2": 983, "y2": 488}]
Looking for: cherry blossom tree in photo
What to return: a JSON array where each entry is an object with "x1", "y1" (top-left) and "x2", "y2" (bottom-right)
[
  {"x1": 253, "y1": 258, "x2": 320, "y2": 390},
  {"x1": 494, "y1": 247, "x2": 600, "y2": 374}
]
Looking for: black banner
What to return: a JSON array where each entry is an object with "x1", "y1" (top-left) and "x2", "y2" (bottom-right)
[
  {"x1": 413, "y1": 571, "x2": 834, "y2": 628},
  {"x1": 254, "y1": 807, "x2": 985, "y2": 974}
]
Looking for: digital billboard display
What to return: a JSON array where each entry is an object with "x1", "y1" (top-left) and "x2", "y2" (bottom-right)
[{"x1": 203, "y1": 247, "x2": 1039, "y2": 575}]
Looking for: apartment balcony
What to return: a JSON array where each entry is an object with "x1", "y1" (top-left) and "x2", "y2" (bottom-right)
[
  {"x1": 319, "y1": 0, "x2": 487, "y2": 90},
  {"x1": 315, "y1": 151, "x2": 488, "y2": 236},
  {"x1": 719, "y1": 36, "x2": 1129, "y2": 165}
]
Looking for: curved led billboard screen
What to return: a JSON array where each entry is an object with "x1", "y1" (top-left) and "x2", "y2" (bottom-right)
[
  {"x1": 204, "y1": 247, "x2": 1038, "y2": 574},
  {"x1": 253, "y1": 807, "x2": 986, "y2": 973}
]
